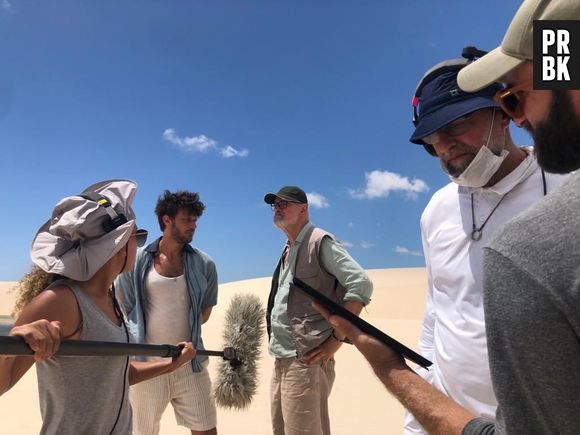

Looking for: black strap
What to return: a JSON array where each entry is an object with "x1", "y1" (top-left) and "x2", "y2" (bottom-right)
[
  {"x1": 541, "y1": 168, "x2": 547, "y2": 196},
  {"x1": 80, "y1": 191, "x2": 128, "y2": 232},
  {"x1": 108, "y1": 284, "x2": 130, "y2": 435}
]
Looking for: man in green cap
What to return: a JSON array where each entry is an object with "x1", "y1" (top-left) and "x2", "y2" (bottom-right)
[{"x1": 264, "y1": 185, "x2": 373, "y2": 435}]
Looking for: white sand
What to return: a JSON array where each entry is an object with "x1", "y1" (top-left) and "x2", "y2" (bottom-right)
[{"x1": 0, "y1": 268, "x2": 427, "y2": 434}]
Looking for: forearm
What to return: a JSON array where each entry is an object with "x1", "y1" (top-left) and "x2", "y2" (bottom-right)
[
  {"x1": 332, "y1": 300, "x2": 363, "y2": 342},
  {"x1": 0, "y1": 356, "x2": 34, "y2": 396},
  {"x1": 313, "y1": 302, "x2": 477, "y2": 435},
  {"x1": 201, "y1": 306, "x2": 213, "y2": 324},
  {"x1": 377, "y1": 363, "x2": 475, "y2": 435},
  {"x1": 129, "y1": 341, "x2": 196, "y2": 385},
  {"x1": 344, "y1": 300, "x2": 363, "y2": 315},
  {"x1": 1, "y1": 319, "x2": 62, "y2": 395}
]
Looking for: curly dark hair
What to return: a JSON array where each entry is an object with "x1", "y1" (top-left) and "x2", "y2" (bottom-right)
[{"x1": 155, "y1": 190, "x2": 205, "y2": 231}]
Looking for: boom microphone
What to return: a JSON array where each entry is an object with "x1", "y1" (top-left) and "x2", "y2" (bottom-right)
[
  {"x1": 213, "y1": 293, "x2": 265, "y2": 410},
  {"x1": 0, "y1": 336, "x2": 241, "y2": 363}
]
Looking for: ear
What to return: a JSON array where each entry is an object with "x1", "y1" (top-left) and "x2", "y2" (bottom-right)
[
  {"x1": 162, "y1": 215, "x2": 172, "y2": 227},
  {"x1": 121, "y1": 241, "x2": 130, "y2": 256},
  {"x1": 499, "y1": 109, "x2": 511, "y2": 129},
  {"x1": 111, "y1": 243, "x2": 128, "y2": 265}
]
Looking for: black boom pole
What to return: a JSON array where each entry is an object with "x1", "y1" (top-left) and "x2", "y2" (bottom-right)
[{"x1": 0, "y1": 336, "x2": 238, "y2": 363}]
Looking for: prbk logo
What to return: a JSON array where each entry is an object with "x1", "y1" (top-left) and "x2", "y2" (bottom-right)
[{"x1": 533, "y1": 20, "x2": 579, "y2": 90}]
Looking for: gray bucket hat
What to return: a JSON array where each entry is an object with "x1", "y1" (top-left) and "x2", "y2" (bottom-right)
[{"x1": 30, "y1": 179, "x2": 138, "y2": 281}]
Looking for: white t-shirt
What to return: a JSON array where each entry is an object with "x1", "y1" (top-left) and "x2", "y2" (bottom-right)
[{"x1": 404, "y1": 150, "x2": 570, "y2": 434}]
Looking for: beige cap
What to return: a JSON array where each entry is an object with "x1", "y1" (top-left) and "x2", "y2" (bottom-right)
[{"x1": 458, "y1": 0, "x2": 580, "y2": 92}]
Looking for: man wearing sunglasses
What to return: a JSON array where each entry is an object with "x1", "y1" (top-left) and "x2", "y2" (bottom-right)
[
  {"x1": 116, "y1": 190, "x2": 218, "y2": 435},
  {"x1": 264, "y1": 186, "x2": 373, "y2": 435},
  {"x1": 314, "y1": 0, "x2": 580, "y2": 434},
  {"x1": 405, "y1": 55, "x2": 570, "y2": 434}
]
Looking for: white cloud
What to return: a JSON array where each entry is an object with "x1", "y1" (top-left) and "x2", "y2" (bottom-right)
[
  {"x1": 307, "y1": 192, "x2": 329, "y2": 209},
  {"x1": 349, "y1": 170, "x2": 429, "y2": 200},
  {"x1": 340, "y1": 240, "x2": 354, "y2": 248},
  {"x1": 1, "y1": 0, "x2": 13, "y2": 11},
  {"x1": 360, "y1": 240, "x2": 375, "y2": 249},
  {"x1": 163, "y1": 129, "x2": 215, "y2": 152},
  {"x1": 394, "y1": 245, "x2": 423, "y2": 257},
  {"x1": 162, "y1": 129, "x2": 248, "y2": 159},
  {"x1": 220, "y1": 145, "x2": 249, "y2": 158}
]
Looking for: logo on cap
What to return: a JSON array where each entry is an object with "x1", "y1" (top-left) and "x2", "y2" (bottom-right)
[{"x1": 534, "y1": 20, "x2": 580, "y2": 90}]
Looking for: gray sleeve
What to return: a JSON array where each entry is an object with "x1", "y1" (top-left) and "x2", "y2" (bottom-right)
[
  {"x1": 462, "y1": 418, "x2": 496, "y2": 435},
  {"x1": 482, "y1": 247, "x2": 580, "y2": 434}
]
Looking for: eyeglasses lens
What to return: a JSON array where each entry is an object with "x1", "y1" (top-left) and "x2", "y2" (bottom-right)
[
  {"x1": 271, "y1": 201, "x2": 289, "y2": 210},
  {"x1": 501, "y1": 94, "x2": 518, "y2": 118},
  {"x1": 135, "y1": 229, "x2": 148, "y2": 247}
]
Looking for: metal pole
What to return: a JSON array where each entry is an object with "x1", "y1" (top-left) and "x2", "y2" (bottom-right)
[{"x1": 0, "y1": 336, "x2": 228, "y2": 359}]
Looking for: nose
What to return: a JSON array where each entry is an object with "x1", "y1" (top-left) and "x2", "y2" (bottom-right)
[
  {"x1": 431, "y1": 131, "x2": 456, "y2": 157},
  {"x1": 511, "y1": 113, "x2": 528, "y2": 129}
]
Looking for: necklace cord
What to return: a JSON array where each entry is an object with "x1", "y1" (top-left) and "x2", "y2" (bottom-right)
[{"x1": 470, "y1": 168, "x2": 547, "y2": 241}]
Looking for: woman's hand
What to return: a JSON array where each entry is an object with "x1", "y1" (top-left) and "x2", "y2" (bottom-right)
[
  {"x1": 170, "y1": 341, "x2": 197, "y2": 370},
  {"x1": 10, "y1": 320, "x2": 61, "y2": 361}
]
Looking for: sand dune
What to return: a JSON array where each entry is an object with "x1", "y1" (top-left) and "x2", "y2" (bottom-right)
[{"x1": 0, "y1": 268, "x2": 427, "y2": 435}]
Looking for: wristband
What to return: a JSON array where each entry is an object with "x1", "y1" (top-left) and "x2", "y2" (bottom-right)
[{"x1": 331, "y1": 330, "x2": 346, "y2": 343}]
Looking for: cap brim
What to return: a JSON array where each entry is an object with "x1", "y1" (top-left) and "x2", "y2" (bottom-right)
[
  {"x1": 264, "y1": 192, "x2": 305, "y2": 204},
  {"x1": 410, "y1": 97, "x2": 498, "y2": 144},
  {"x1": 458, "y1": 46, "x2": 525, "y2": 92},
  {"x1": 264, "y1": 193, "x2": 279, "y2": 204}
]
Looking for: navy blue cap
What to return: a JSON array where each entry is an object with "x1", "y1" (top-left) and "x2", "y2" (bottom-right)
[{"x1": 409, "y1": 70, "x2": 502, "y2": 145}]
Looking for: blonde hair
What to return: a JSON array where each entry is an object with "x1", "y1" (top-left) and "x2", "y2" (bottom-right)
[{"x1": 11, "y1": 266, "x2": 59, "y2": 319}]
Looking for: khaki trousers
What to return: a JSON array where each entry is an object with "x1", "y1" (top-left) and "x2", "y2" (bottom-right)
[{"x1": 270, "y1": 357, "x2": 336, "y2": 435}]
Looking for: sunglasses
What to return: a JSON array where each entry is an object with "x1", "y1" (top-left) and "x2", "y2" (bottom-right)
[
  {"x1": 270, "y1": 200, "x2": 299, "y2": 210},
  {"x1": 494, "y1": 80, "x2": 533, "y2": 119},
  {"x1": 133, "y1": 228, "x2": 148, "y2": 247},
  {"x1": 421, "y1": 111, "x2": 480, "y2": 145}
]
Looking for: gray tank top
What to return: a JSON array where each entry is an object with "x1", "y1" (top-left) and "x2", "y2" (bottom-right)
[{"x1": 36, "y1": 280, "x2": 132, "y2": 435}]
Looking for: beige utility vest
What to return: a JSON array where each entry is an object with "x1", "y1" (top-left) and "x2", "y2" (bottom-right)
[{"x1": 267, "y1": 225, "x2": 347, "y2": 357}]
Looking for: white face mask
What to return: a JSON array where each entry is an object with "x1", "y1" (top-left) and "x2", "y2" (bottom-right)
[{"x1": 447, "y1": 110, "x2": 509, "y2": 188}]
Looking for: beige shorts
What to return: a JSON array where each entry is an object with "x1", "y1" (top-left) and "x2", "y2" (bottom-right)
[{"x1": 130, "y1": 360, "x2": 217, "y2": 434}]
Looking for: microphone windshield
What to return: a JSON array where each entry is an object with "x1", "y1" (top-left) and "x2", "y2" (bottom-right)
[{"x1": 213, "y1": 293, "x2": 265, "y2": 409}]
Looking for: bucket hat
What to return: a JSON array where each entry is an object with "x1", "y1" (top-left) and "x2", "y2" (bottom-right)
[
  {"x1": 410, "y1": 70, "x2": 502, "y2": 145},
  {"x1": 30, "y1": 179, "x2": 138, "y2": 281}
]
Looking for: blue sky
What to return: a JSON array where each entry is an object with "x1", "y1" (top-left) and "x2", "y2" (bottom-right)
[{"x1": 0, "y1": 0, "x2": 530, "y2": 283}]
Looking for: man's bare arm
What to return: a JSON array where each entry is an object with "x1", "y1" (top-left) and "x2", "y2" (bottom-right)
[{"x1": 314, "y1": 301, "x2": 476, "y2": 435}]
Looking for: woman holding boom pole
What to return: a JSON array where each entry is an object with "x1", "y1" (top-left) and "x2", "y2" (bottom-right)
[{"x1": 0, "y1": 179, "x2": 196, "y2": 435}]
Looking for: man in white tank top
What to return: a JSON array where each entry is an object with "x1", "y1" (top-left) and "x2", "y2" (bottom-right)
[{"x1": 116, "y1": 190, "x2": 219, "y2": 435}]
